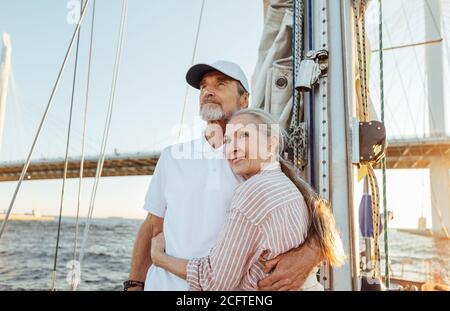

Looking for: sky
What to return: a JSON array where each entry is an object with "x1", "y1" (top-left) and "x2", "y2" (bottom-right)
[
  {"x1": 0, "y1": 0, "x2": 448, "y2": 229},
  {"x1": 0, "y1": 0, "x2": 264, "y2": 221}
]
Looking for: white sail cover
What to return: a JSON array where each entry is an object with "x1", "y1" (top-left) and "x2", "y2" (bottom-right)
[{"x1": 251, "y1": 0, "x2": 293, "y2": 129}]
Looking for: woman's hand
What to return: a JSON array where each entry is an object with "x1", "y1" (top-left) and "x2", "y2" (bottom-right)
[
  {"x1": 150, "y1": 232, "x2": 189, "y2": 280},
  {"x1": 151, "y1": 232, "x2": 166, "y2": 267}
]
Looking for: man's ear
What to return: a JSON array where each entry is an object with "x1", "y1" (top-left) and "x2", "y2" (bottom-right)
[{"x1": 239, "y1": 92, "x2": 250, "y2": 109}]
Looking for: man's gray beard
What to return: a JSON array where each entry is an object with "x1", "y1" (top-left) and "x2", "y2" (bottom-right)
[{"x1": 200, "y1": 103, "x2": 229, "y2": 121}]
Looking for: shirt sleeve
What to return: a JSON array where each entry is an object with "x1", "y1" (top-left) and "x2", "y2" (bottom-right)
[
  {"x1": 186, "y1": 209, "x2": 262, "y2": 291},
  {"x1": 142, "y1": 148, "x2": 168, "y2": 217}
]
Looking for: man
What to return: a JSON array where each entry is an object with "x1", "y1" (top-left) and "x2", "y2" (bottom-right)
[{"x1": 125, "y1": 60, "x2": 322, "y2": 291}]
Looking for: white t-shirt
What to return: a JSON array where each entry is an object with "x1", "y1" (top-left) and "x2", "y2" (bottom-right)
[{"x1": 143, "y1": 134, "x2": 243, "y2": 291}]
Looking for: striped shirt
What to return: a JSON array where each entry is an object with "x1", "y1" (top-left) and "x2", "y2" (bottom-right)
[{"x1": 186, "y1": 162, "x2": 311, "y2": 291}]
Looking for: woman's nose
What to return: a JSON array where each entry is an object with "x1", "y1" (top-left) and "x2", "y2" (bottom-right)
[{"x1": 226, "y1": 143, "x2": 238, "y2": 159}]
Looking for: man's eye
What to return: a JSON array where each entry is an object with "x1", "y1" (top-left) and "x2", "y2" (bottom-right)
[{"x1": 223, "y1": 137, "x2": 231, "y2": 144}]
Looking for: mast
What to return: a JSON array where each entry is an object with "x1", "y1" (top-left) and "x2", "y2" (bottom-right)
[
  {"x1": 0, "y1": 33, "x2": 12, "y2": 151},
  {"x1": 303, "y1": 0, "x2": 359, "y2": 290},
  {"x1": 326, "y1": 0, "x2": 359, "y2": 290}
]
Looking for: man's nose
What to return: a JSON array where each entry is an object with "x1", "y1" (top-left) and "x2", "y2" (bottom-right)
[{"x1": 202, "y1": 86, "x2": 215, "y2": 97}]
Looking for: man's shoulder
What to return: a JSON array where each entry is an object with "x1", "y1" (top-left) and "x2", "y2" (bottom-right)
[{"x1": 159, "y1": 137, "x2": 207, "y2": 162}]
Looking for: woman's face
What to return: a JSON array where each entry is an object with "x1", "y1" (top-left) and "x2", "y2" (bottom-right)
[{"x1": 224, "y1": 114, "x2": 274, "y2": 179}]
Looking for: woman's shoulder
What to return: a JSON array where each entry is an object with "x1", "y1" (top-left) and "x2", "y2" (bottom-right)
[
  {"x1": 235, "y1": 170, "x2": 287, "y2": 196},
  {"x1": 232, "y1": 170, "x2": 301, "y2": 224}
]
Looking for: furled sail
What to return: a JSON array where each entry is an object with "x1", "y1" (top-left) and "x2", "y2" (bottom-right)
[{"x1": 251, "y1": 0, "x2": 293, "y2": 129}]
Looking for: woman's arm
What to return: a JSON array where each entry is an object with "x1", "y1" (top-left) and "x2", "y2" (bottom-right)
[
  {"x1": 151, "y1": 233, "x2": 188, "y2": 279},
  {"x1": 151, "y1": 210, "x2": 262, "y2": 290}
]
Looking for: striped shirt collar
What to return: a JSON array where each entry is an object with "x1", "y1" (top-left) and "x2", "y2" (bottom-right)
[{"x1": 259, "y1": 161, "x2": 281, "y2": 174}]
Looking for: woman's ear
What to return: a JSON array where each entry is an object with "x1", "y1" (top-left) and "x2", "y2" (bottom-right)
[{"x1": 269, "y1": 135, "x2": 279, "y2": 160}]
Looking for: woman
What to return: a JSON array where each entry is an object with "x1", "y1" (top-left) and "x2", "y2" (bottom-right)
[{"x1": 151, "y1": 108, "x2": 345, "y2": 291}]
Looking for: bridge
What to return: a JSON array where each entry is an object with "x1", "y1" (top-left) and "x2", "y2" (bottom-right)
[
  {"x1": 0, "y1": 152, "x2": 159, "y2": 182},
  {"x1": 1, "y1": 137, "x2": 449, "y2": 182}
]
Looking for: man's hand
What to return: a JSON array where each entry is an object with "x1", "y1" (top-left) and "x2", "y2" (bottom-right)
[{"x1": 257, "y1": 241, "x2": 322, "y2": 291}]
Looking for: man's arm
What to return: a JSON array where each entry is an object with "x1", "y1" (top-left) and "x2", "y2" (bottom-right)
[
  {"x1": 127, "y1": 213, "x2": 164, "y2": 291},
  {"x1": 258, "y1": 237, "x2": 323, "y2": 291}
]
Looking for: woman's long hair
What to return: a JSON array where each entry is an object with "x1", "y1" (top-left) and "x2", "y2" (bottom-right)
[{"x1": 230, "y1": 108, "x2": 346, "y2": 267}]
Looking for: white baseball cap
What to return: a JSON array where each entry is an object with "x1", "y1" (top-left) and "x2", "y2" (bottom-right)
[{"x1": 186, "y1": 60, "x2": 250, "y2": 93}]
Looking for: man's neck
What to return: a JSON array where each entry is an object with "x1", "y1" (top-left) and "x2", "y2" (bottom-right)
[{"x1": 205, "y1": 120, "x2": 226, "y2": 149}]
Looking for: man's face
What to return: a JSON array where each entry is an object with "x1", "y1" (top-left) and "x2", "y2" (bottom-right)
[{"x1": 199, "y1": 71, "x2": 248, "y2": 121}]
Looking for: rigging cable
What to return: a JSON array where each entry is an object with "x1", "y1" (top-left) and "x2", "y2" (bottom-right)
[
  {"x1": 50, "y1": 0, "x2": 84, "y2": 291},
  {"x1": 378, "y1": 0, "x2": 390, "y2": 288},
  {"x1": 381, "y1": 4, "x2": 450, "y2": 238},
  {"x1": 177, "y1": 0, "x2": 206, "y2": 139},
  {"x1": 0, "y1": 0, "x2": 92, "y2": 241},
  {"x1": 71, "y1": 0, "x2": 97, "y2": 291},
  {"x1": 77, "y1": 0, "x2": 129, "y2": 285}
]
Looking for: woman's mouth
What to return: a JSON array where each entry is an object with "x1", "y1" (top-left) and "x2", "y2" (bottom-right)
[{"x1": 232, "y1": 157, "x2": 246, "y2": 165}]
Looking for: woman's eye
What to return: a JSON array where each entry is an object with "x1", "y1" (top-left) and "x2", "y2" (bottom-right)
[
  {"x1": 239, "y1": 132, "x2": 249, "y2": 139},
  {"x1": 223, "y1": 137, "x2": 231, "y2": 144}
]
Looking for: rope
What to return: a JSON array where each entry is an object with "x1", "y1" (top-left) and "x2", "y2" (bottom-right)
[
  {"x1": 361, "y1": 0, "x2": 369, "y2": 121},
  {"x1": 177, "y1": 0, "x2": 206, "y2": 139},
  {"x1": 353, "y1": 0, "x2": 382, "y2": 282},
  {"x1": 71, "y1": 0, "x2": 97, "y2": 291},
  {"x1": 290, "y1": 0, "x2": 304, "y2": 169},
  {"x1": 367, "y1": 165, "x2": 381, "y2": 278},
  {"x1": 352, "y1": 0, "x2": 367, "y2": 121},
  {"x1": 77, "y1": 0, "x2": 128, "y2": 285},
  {"x1": 0, "y1": 0, "x2": 91, "y2": 242},
  {"x1": 378, "y1": 0, "x2": 390, "y2": 288},
  {"x1": 50, "y1": 0, "x2": 84, "y2": 291}
]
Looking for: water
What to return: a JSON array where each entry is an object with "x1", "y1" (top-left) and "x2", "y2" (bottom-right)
[
  {"x1": 0, "y1": 218, "x2": 140, "y2": 291},
  {"x1": 0, "y1": 218, "x2": 449, "y2": 290},
  {"x1": 378, "y1": 230, "x2": 450, "y2": 284}
]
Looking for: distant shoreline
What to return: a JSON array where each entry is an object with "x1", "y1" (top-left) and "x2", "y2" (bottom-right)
[{"x1": 0, "y1": 214, "x2": 145, "y2": 221}]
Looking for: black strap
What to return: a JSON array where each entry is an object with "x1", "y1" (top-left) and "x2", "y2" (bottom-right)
[{"x1": 123, "y1": 280, "x2": 145, "y2": 291}]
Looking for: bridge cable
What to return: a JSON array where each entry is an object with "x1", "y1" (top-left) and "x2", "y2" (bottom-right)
[{"x1": 0, "y1": 0, "x2": 92, "y2": 241}]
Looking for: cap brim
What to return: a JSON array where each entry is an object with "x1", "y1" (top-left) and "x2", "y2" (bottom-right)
[{"x1": 185, "y1": 63, "x2": 221, "y2": 90}]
